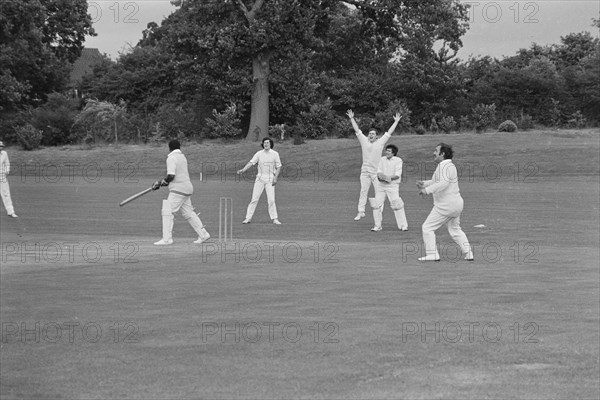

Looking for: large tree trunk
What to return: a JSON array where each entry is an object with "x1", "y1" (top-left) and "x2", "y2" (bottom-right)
[{"x1": 245, "y1": 51, "x2": 270, "y2": 141}]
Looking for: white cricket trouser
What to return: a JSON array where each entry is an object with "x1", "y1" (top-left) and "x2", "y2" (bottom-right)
[
  {"x1": 358, "y1": 172, "x2": 377, "y2": 213},
  {"x1": 161, "y1": 192, "x2": 207, "y2": 241},
  {"x1": 245, "y1": 179, "x2": 278, "y2": 220},
  {"x1": 0, "y1": 178, "x2": 15, "y2": 215},
  {"x1": 371, "y1": 182, "x2": 408, "y2": 230},
  {"x1": 422, "y1": 208, "x2": 471, "y2": 256}
]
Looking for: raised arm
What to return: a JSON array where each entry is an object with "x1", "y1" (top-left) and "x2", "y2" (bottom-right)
[
  {"x1": 346, "y1": 109, "x2": 363, "y2": 136},
  {"x1": 386, "y1": 113, "x2": 402, "y2": 136}
]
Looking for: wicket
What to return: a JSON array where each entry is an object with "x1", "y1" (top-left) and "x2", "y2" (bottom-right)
[{"x1": 219, "y1": 197, "x2": 233, "y2": 242}]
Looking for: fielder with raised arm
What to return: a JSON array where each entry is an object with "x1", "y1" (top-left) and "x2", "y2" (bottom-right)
[
  {"x1": 417, "y1": 143, "x2": 473, "y2": 262},
  {"x1": 346, "y1": 110, "x2": 402, "y2": 221},
  {"x1": 152, "y1": 140, "x2": 210, "y2": 245}
]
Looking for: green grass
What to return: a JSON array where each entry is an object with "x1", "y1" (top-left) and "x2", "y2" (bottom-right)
[{"x1": 1, "y1": 129, "x2": 599, "y2": 399}]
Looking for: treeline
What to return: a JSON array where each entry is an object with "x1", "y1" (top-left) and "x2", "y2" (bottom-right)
[{"x1": 1, "y1": 1, "x2": 598, "y2": 149}]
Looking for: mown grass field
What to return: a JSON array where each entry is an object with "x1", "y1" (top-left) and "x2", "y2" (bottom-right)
[{"x1": 1, "y1": 129, "x2": 599, "y2": 399}]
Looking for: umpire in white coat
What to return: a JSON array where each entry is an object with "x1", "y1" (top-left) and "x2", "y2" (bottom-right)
[{"x1": 417, "y1": 143, "x2": 473, "y2": 261}]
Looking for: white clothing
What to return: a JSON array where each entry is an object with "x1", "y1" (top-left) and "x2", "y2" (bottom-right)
[
  {"x1": 422, "y1": 159, "x2": 463, "y2": 217},
  {"x1": 244, "y1": 149, "x2": 281, "y2": 220},
  {"x1": 0, "y1": 150, "x2": 10, "y2": 181},
  {"x1": 245, "y1": 180, "x2": 278, "y2": 220},
  {"x1": 422, "y1": 209, "x2": 470, "y2": 256},
  {"x1": 0, "y1": 150, "x2": 15, "y2": 215},
  {"x1": 166, "y1": 149, "x2": 193, "y2": 195},
  {"x1": 159, "y1": 150, "x2": 208, "y2": 242},
  {"x1": 421, "y1": 159, "x2": 470, "y2": 256},
  {"x1": 357, "y1": 172, "x2": 377, "y2": 214},
  {"x1": 377, "y1": 155, "x2": 403, "y2": 184},
  {"x1": 355, "y1": 131, "x2": 392, "y2": 174},
  {"x1": 371, "y1": 156, "x2": 407, "y2": 229},
  {"x1": 249, "y1": 149, "x2": 281, "y2": 183},
  {"x1": 354, "y1": 129, "x2": 391, "y2": 212}
]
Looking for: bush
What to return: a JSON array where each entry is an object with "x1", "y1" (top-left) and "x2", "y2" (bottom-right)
[
  {"x1": 459, "y1": 115, "x2": 470, "y2": 132},
  {"x1": 15, "y1": 124, "x2": 43, "y2": 150},
  {"x1": 470, "y1": 103, "x2": 497, "y2": 132},
  {"x1": 498, "y1": 120, "x2": 518, "y2": 132},
  {"x1": 567, "y1": 111, "x2": 586, "y2": 129},
  {"x1": 203, "y1": 103, "x2": 242, "y2": 139},
  {"x1": 517, "y1": 114, "x2": 535, "y2": 130},
  {"x1": 438, "y1": 116, "x2": 456, "y2": 134},
  {"x1": 72, "y1": 99, "x2": 128, "y2": 144},
  {"x1": 296, "y1": 99, "x2": 338, "y2": 139},
  {"x1": 269, "y1": 124, "x2": 286, "y2": 140},
  {"x1": 414, "y1": 125, "x2": 426, "y2": 135},
  {"x1": 429, "y1": 117, "x2": 439, "y2": 133},
  {"x1": 30, "y1": 93, "x2": 80, "y2": 145}
]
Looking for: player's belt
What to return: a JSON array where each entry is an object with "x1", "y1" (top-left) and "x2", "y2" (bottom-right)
[{"x1": 170, "y1": 190, "x2": 192, "y2": 196}]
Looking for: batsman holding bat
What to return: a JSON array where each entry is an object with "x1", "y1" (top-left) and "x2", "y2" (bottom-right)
[{"x1": 152, "y1": 140, "x2": 210, "y2": 245}]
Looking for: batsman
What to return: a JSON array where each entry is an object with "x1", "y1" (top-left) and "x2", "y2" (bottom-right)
[{"x1": 152, "y1": 140, "x2": 210, "y2": 245}]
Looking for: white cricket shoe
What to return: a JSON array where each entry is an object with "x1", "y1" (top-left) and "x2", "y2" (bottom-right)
[
  {"x1": 370, "y1": 226, "x2": 382, "y2": 232},
  {"x1": 9, "y1": 213, "x2": 18, "y2": 218},
  {"x1": 154, "y1": 239, "x2": 173, "y2": 246},
  {"x1": 418, "y1": 254, "x2": 441, "y2": 262},
  {"x1": 242, "y1": 219, "x2": 251, "y2": 224},
  {"x1": 464, "y1": 250, "x2": 474, "y2": 261},
  {"x1": 354, "y1": 212, "x2": 365, "y2": 221},
  {"x1": 193, "y1": 232, "x2": 211, "y2": 244},
  {"x1": 273, "y1": 219, "x2": 282, "y2": 225}
]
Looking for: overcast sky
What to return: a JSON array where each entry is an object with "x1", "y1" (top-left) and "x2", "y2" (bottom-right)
[{"x1": 84, "y1": 1, "x2": 599, "y2": 61}]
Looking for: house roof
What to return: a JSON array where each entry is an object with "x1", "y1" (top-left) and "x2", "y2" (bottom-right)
[{"x1": 69, "y1": 48, "x2": 105, "y2": 87}]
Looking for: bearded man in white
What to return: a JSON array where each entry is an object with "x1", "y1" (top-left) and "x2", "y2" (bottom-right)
[
  {"x1": 237, "y1": 137, "x2": 282, "y2": 225},
  {"x1": 369, "y1": 144, "x2": 408, "y2": 231},
  {"x1": 417, "y1": 143, "x2": 473, "y2": 262},
  {"x1": 346, "y1": 110, "x2": 402, "y2": 221}
]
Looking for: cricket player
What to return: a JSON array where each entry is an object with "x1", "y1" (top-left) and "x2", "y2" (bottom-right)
[
  {"x1": 0, "y1": 140, "x2": 18, "y2": 218},
  {"x1": 237, "y1": 137, "x2": 282, "y2": 225},
  {"x1": 347, "y1": 110, "x2": 402, "y2": 221},
  {"x1": 369, "y1": 144, "x2": 408, "y2": 231},
  {"x1": 417, "y1": 143, "x2": 473, "y2": 261},
  {"x1": 152, "y1": 140, "x2": 210, "y2": 245}
]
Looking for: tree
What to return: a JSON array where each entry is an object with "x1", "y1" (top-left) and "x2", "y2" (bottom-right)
[
  {"x1": 153, "y1": 0, "x2": 469, "y2": 140},
  {"x1": 0, "y1": 0, "x2": 95, "y2": 112}
]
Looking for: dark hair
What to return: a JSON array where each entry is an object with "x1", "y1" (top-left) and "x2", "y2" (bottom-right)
[
  {"x1": 261, "y1": 137, "x2": 274, "y2": 149},
  {"x1": 437, "y1": 143, "x2": 453, "y2": 159},
  {"x1": 386, "y1": 144, "x2": 398, "y2": 156},
  {"x1": 168, "y1": 140, "x2": 181, "y2": 152}
]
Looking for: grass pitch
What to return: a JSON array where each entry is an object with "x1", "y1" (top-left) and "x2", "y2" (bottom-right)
[{"x1": 1, "y1": 130, "x2": 599, "y2": 399}]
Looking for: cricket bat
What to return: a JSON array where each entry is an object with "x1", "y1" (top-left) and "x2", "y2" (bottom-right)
[{"x1": 119, "y1": 187, "x2": 153, "y2": 207}]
